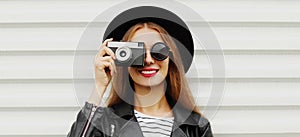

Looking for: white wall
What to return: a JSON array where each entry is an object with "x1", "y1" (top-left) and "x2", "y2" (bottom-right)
[{"x1": 1, "y1": 0, "x2": 300, "y2": 136}]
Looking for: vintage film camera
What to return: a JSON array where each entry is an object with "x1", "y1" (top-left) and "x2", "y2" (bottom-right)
[{"x1": 107, "y1": 42, "x2": 145, "y2": 67}]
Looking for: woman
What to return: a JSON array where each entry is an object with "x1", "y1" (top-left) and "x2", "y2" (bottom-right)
[{"x1": 68, "y1": 6, "x2": 212, "y2": 137}]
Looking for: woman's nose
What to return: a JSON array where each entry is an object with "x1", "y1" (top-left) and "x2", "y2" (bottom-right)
[{"x1": 144, "y1": 50, "x2": 155, "y2": 65}]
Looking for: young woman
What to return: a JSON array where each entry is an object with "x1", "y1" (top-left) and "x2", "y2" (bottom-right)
[{"x1": 68, "y1": 6, "x2": 212, "y2": 137}]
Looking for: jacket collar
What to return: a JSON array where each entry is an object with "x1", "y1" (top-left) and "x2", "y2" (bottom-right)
[{"x1": 110, "y1": 100, "x2": 199, "y2": 126}]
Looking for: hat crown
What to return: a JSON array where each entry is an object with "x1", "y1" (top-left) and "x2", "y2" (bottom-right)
[{"x1": 104, "y1": 6, "x2": 194, "y2": 73}]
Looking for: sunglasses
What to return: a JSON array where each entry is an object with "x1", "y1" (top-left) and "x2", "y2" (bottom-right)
[{"x1": 149, "y1": 42, "x2": 172, "y2": 61}]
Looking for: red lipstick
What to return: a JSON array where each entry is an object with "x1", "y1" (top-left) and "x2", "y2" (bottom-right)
[{"x1": 138, "y1": 68, "x2": 158, "y2": 77}]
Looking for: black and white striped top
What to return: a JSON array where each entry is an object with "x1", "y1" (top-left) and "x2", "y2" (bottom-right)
[{"x1": 134, "y1": 110, "x2": 174, "y2": 137}]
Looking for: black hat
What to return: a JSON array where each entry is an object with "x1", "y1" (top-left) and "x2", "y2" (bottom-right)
[{"x1": 103, "y1": 6, "x2": 194, "y2": 72}]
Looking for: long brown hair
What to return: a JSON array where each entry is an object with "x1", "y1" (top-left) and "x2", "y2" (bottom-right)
[{"x1": 106, "y1": 22, "x2": 200, "y2": 114}]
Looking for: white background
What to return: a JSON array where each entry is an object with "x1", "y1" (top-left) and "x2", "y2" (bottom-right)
[{"x1": 1, "y1": 0, "x2": 300, "y2": 136}]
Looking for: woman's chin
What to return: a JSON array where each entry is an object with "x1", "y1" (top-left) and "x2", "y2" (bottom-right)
[{"x1": 134, "y1": 77, "x2": 165, "y2": 87}]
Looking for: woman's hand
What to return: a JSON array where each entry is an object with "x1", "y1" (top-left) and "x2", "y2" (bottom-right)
[
  {"x1": 91, "y1": 38, "x2": 116, "y2": 103},
  {"x1": 95, "y1": 38, "x2": 116, "y2": 90}
]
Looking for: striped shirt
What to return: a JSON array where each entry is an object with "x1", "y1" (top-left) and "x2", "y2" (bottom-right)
[{"x1": 134, "y1": 110, "x2": 174, "y2": 137}]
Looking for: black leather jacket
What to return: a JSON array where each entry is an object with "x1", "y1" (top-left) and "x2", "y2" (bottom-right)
[{"x1": 68, "y1": 101, "x2": 213, "y2": 137}]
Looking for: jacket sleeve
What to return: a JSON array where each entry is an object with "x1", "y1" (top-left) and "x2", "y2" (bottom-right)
[
  {"x1": 202, "y1": 122, "x2": 213, "y2": 137},
  {"x1": 67, "y1": 102, "x2": 104, "y2": 137}
]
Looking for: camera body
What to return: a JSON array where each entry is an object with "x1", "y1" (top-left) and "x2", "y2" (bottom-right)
[{"x1": 107, "y1": 42, "x2": 145, "y2": 67}]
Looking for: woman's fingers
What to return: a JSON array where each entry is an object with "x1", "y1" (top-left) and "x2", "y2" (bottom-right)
[
  {"x1": 92, "y1": 38, "x2": 117, "y2": 96},
  {"x1": 101, "y1": 56, "x2": 116, "y2": 75},
  {"x1": 95, "y1": 38, "x2": 117, "y2": 77},
  {"x1": 104, "y1": 56, "x2": 116, "y2": 76},
  {"x1": 95, "y1": 61, "x2": 113, "y2": 73},
  {"x1": 104, "y1": 47, "x2": 116, "y2": 59},
  {"x1": 95, "y1": 56, "x2": 116, "y2": 76},
  {"x1": 101, "y1": 38, "x2": 113, "y2": 48},
  {"x1": 110, "y1": 60, "x2": 116, "y2": 77},
  {"x1": 98, "y1": 38, "x2": 116, "y2": 59}
]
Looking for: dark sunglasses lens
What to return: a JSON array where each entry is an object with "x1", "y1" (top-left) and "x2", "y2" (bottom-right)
[{"x1": 151, "y1": 42, "x2": 170, "y2": 61}]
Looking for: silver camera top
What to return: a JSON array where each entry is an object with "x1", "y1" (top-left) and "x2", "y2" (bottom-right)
[{"x1": 107, "y1": 42, "x2": 142, "y2": 48}]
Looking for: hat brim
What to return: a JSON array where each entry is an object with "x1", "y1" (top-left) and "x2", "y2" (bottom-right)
[{"x1": 103, "y1": 6, "x2": 194, "y2": 73}]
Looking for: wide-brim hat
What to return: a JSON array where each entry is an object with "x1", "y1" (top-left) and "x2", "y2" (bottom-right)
[{"x1": 103, "y1": 6, "x2": 194, "y2": 73}]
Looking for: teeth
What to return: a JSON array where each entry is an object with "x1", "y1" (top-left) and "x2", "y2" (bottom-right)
[{"x1": 141, "y1": 70, "x2": 157, "y2": 74}]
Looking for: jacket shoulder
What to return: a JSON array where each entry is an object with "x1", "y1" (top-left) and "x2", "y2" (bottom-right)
[
  {"x1": 191, "y1": 112, "x2": 213, "y2": 136},
  {"x1": 189, "y1": 111, "x2": 211, "y2": 128}
]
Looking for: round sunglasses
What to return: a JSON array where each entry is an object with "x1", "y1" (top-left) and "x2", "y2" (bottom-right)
[{"x1": 149, "y1": 42, "x2": 172, "y2": 61}]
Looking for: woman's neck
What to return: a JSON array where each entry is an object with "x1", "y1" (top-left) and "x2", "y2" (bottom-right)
[{"x1": 133, "y1": 82, "x2": 173, "y2": 117}]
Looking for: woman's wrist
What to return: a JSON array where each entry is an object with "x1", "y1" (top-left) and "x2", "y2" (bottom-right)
[{"x1": 87, "y1": 85, "x2": 106, "y2": 106}]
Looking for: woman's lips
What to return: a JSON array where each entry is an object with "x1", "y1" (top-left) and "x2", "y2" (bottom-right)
[{"x1": 138, "y1": 68, "x2": 159, "y2": 77}]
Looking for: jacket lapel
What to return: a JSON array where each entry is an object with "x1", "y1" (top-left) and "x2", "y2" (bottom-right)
[
  {"x1": 171, "y1": 103, "x2": 199, "y2": 137},
  {"x1": 117, "y1": 118, "x2": 144, "y2": 137},
  {"x1": 171, "y1": 127, "x2": 188, "y2": 137},
  {"x1": 110, "y1": 101, "x2": 143, "y2": 137},
  {"x1": 110, "y1": 101, "x2": 198, "y2": 137}
]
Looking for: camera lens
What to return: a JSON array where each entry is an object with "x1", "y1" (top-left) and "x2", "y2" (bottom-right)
[
  {"x1": 120, "y1": 51, "x2": 127, "y2": 57},
  {"x1": 116, "y1": 46, "x2": 132, "y2": 63}
]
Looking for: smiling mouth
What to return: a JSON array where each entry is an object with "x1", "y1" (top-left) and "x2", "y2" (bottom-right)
[{"x1": 138, "y1": 69, "x2": 159, "y2": 77}]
